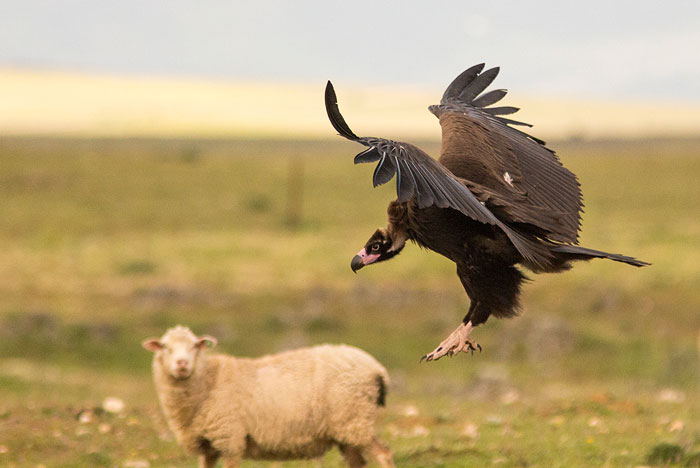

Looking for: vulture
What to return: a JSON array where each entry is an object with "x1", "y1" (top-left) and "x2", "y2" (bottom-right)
[{"x1": 325, "y1": 63, "x2": 649, "y2": 362}]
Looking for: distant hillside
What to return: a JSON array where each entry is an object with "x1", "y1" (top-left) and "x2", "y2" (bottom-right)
[{"x1": 2, "y1": 68, "x2": 699, "y2": 140}]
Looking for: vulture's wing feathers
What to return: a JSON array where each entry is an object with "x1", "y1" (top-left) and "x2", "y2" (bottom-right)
[
  {"x1": 325, "y1": 81, "x2": 552, "y2": 266},
  {"x1": 431, "y1": 65, "x2": 583, "y2": 243}
]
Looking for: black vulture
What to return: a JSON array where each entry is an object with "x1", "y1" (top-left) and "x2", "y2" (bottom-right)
[{"x1": 325, "y1": 63, "x2": 649, "y2": 362}]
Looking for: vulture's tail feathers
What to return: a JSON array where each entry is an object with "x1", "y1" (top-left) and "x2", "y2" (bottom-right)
[
  {"x1": 553, "y1": 244, "x2": 650, "y2": 267},
  {"x1": 325, "y1": 81, "x2": 359, "y2": 141},
  {"x1": 500, "y1": 225, "x2": 555, "y2": 268}
]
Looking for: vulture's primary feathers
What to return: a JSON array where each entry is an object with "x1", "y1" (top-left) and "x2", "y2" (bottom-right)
[{"x1": 326, "y1": 64, "x2": 649, "y2": 362}]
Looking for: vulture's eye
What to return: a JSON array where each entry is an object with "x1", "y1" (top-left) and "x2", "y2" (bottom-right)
[{"x1": 371, "y1": 244, "x2": 380, "y2": 252}]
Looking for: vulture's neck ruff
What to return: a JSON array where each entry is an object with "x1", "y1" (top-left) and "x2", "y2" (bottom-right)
[{"x1": 386, "y1": 226, "x2": 408, "y2": 254}]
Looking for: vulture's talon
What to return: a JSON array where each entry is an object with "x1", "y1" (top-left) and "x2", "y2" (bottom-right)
[{"x1": 422, "y1": 322, "x2": 480, "y2": 362}]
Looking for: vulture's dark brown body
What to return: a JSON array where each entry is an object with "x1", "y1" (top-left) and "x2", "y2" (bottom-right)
[
  {"x1": 397, "y1": 200, "x2": 524, "y2": 325},
  {"x1": 325, "y1": 63, "x2": 649, "y2": 359}
]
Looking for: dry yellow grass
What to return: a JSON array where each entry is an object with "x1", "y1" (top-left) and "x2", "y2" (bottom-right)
[{"x1": 2, "y1": 68, "x2": 700, "y2": 140}]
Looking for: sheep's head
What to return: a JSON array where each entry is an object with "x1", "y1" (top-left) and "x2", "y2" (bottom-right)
[{"x1": 142, "y1": 326, "x2": 217, "y2": 380}]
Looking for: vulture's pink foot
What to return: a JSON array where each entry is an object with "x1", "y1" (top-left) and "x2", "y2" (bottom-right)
[{"x1": 421, "y1": 322, "x2": 480, "y2": 362}]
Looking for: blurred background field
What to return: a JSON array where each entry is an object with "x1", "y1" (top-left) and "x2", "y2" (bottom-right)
[
  {"x1": 2, "y1": 1, "x2": 700, "y2": 466},
  {"x1": 1, "y1": 135, "x2": 699, "y2": 467},
  {"x1": 3, "y1": 68, "x2": 700, "y2": 140}
]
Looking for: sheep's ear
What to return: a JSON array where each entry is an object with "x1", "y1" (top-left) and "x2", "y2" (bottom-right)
[
  {"x1": 196, "y1": 336, "x2": 217, "y2": 349},
  {"x1": 142, "y1": 339, "x2": 164, "y2": 352}
]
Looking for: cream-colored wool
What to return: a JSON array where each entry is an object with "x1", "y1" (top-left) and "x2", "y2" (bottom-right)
[{"x1": 143, "y1": 326, "x2": 394, "y2": 468}]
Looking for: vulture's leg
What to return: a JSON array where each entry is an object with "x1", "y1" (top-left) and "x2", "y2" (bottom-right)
[
  {"x1": 420, "y1": 300, "x2": 481, "y2": 362},
  {"x1": 420, "y1": 320, "x2": 480, "y2": 362},
  {"x1": 421, "y1": 261, "x2": 523, "y2": 362}
]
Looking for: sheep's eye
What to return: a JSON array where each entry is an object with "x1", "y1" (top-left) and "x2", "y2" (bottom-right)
[{"x1": 371, "y1": 244, "x2": 380, "y2": 252}]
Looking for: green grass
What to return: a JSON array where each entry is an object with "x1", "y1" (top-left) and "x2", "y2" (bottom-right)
[{"x1": 0, "y1": 136, "x2": 699, "y2": 467}]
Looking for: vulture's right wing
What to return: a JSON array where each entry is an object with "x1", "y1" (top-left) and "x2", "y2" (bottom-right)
[{"x1": 325, "y1": 81, "x2": 552, "y2": 266}]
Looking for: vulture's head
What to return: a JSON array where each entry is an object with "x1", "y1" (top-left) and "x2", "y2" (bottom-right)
[{"x1": 351, "y1": 228, "x2": 406, "y2": 272}]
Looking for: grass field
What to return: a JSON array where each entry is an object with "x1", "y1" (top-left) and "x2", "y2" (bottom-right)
[{"x1": 0, "y1": 136, "x2": 699, "y2": 468}]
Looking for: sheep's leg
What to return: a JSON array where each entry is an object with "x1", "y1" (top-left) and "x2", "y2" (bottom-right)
[
  {"x1": 365, "y1": 438, "x2": 395, "y2": 468},
  {"x1": 339, "y1": 444, "x2": 367, "y2": 468},
  {"x1": 198, "y1": 451, "x2": 220, "y2": 468},
  {"x1": 221, "y1": 455, "x2": 241, "y2": 468}
]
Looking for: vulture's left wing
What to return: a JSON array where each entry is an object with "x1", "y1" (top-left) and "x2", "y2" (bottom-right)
[
  {"x1": 325, "y1": 81, "x2": 552, "y2": 266},
  {"x1": 431, "y1": 64, "x2": 583, "y2": 244}
]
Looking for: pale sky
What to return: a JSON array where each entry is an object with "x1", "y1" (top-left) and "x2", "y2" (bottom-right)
[{"x1": 1, "y1": 0, "x2": 699, "y2": 102}]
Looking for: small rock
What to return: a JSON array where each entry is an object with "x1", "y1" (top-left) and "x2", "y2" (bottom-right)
[
  {"x1": 500, "y1": 389, "x2": 520, "y2": 405},
  {"x1": 0, "y1": 445, "x2": 8, "y2": 454},
  {"x1": 486, "y1": 415, "x2": 503, "y2": 426},
  {"x1": 549, "y1": 415, "x2": 565, "y2": 427},
  {"x1": 461, "y1": 423, "x2": 479, "y2": 440},
  {"x1": 123, "y1": 460, "x2": 150, "y2": 468},
  {"x1": 668, "y1": 420, "x2": 684, "y2": 432},
  {"x1": 410, "y1": 424, "x2": 430, "y2": 437},
  {"x1": 588, "y1": 417, "x2": 609, "y2": 434},
  {"x1": 401, "y1": 404, "x2": 419, "y2": 417},
  {"x1": 78, "y1": 411, "x2": 93, "y2": 424},
  {"x1": 98, "y1": 423, "x2": 112, "y2": 434},
  {"x1": 657, "y1": 389, "x2": 685, "y2": 403},
  {"x1": 103, "y1": 397, "x2": 125, "y2": 414}
]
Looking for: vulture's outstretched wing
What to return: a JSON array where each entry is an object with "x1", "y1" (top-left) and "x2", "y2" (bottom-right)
[
  {"x1": 430, "y1": 64, "x2": 583, "y2": 244},
  {"x1": 325, "y1": 81, "x2": 552, "y2": 266}
]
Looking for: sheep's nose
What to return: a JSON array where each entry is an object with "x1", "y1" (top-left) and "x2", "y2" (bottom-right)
[{"x1": 176, "y1": 359, "x2": 188, "y2": 368}]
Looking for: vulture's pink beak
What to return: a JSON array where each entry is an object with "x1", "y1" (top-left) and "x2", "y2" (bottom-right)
[{"x1": 351, "y1": 248, "x2": 380, "y2": 273}]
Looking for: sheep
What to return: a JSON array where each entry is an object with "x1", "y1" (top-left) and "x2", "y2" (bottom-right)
[{"x1": 142, "y1": 325, "x2": 395, "y2": 468}]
